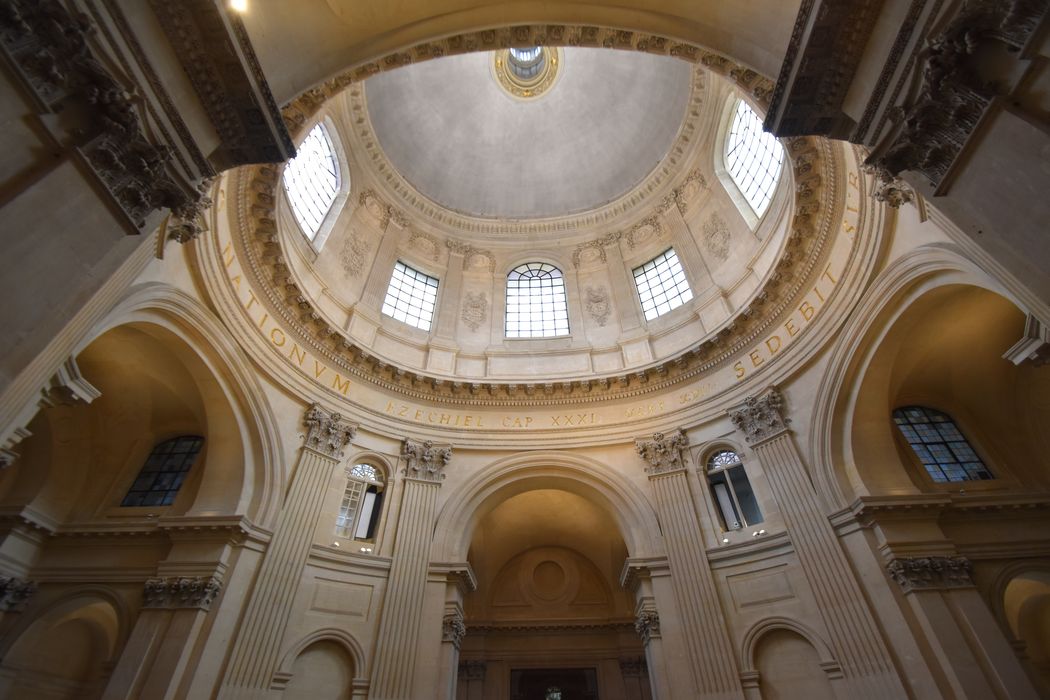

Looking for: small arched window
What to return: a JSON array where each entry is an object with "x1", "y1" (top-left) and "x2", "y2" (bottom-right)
[
  {"x1": 121, "y1": 436, "x2": 203, "y2": 507},
  {"x1": 336, "y1": 463, "x2": 385, "y2": 541},
  {"x1": 282, "y1": 123, "x2": 341, "y2": 241},
  {"x1": 892, "y1": 406, "x2": 993, "y2": 482},
  {"x1": 706, "y1": 450, "x2": 763, "y2": 531},
  {"x1": 724, "y1": 100, "x2": 784, "y2": 218},
  {"x1": 506, "y1": 262, "x2": 569, "y2": 338}
]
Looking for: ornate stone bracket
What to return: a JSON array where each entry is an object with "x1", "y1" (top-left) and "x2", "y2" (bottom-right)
[
  {"x1": 0, "y1": 0, "x2": 210, "y2": 232},
  {"x1": 442, "y1": 610, "x2": 467, "y2": 648},
  {"x1": 886, "y1": 556, "x2": 974, "y2": 593},
  {"x1": 634, "y1": 609, "x2": 661, "y2": 644},
  {"x1": 635, "y1": 430, "x2": 688, "y2": 475},
  {"x1": 1003, "y1": 314, "x2": 1050, "y2": 367},
  {"x1": 402, "y1": 438, "x2": 452, "y2": 482},
  {"x1": 0, "y1": 576, "x2": 38, "y2": 612},
  {"x1": 728, "y1": 388, "x2": 790, "y2": 444},
  {"x1": 302, "y1": 404, "x2": 357, "y2": 459},
  {"x1": 142, "y1": 576, "x2": 221, "y2": 611}
]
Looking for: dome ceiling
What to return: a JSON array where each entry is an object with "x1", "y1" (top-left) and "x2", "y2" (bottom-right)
[{"x1": 363, "y1": 48, "x2": 693, "y2": 220}]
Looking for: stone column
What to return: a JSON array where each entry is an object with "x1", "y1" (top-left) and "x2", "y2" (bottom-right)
[
  {"x1": 619, "y1": 657, "x2": 650, "y2": 700},
  {"x1": 104, "y1": 576, "x2": 221, "y2": 700},
  {"x1": 431, "y1": 564, "x2": 476, "y2": 700},
  {"x1": 728, "y1": 388, "x2": 906, "y2": 698},
  {"x1": 219, "y1": 404, "x2": 356, "y2": 698},
  {"x1": 635, "y1": 433, "x2": 744, "y2": 700},
  {"x1": 886, "y1": 556, "x2": 1039, "y2": 699},
  {"x1": 369, "y1": 439, "x2": 451, "y2": 699},
  {"x1": 621, "y1": 560, "x2": 672, "y2": 700},
  {"x1": 457, "y1": 660, "x2": 486, "y2": 700}
]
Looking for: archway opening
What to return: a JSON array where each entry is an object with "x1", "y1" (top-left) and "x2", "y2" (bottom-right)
[
  {"x1": 1004, "y1": 572, "x2": 1050, "y2": 694},
  {"x1": 459, "y1": 487, "x2": 646, "y2": 698}
]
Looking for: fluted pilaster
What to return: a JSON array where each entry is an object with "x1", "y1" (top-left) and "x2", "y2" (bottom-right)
[
  {"x1": 729, "y1": 388, "x2": 905, "y2": 698},
  {"x1": 220, "y1": 404, "x2": 356, "y2": 697},
  {"x1": 636, "y1": 432, "x2": 743, "y2": 699},
  {"x1": 369, "y1": 438, "x2": 451, "y2": 699}
]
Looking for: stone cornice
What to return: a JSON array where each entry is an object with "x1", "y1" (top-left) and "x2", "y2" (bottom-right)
[
  {"x1": 231, "y1": 131, "x2": 838, "y2": 405},
  {"x1": 468, "y1": 620, "x2": 636, "y2": 634}
]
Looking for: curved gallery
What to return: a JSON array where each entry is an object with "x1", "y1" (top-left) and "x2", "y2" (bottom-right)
[{"x1": 0, "y1": 11, "x2": 1047, "y2": 700}]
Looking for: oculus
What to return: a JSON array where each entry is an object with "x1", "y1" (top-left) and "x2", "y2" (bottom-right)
[{"x1": 494, "y1": 46, "x2": 561, "y2": 99}]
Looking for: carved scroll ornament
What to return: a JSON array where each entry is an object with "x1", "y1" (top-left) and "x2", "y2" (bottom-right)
[
  {"x1": 402, "y1": 438, "x2": 452, "y2": 482},
  {"x1": 728, "y1": 388, "x2": 790, "y2": 444},
  {"x1": 303, "y1": 403, "x2": 357, "y2": 458},
  {"x1": 636, "y1": 430, "x2": 688, "y2": 475}
]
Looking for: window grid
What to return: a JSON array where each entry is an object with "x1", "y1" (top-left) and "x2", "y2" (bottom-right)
[
  {"x1": 505, "y1": 262, "x2": 570, "y2": 338},
  {"x1": 706, "y1": 449, "x2": 763, "y2": 531},
  {"x1": 335, "y1": 464, "x2": 384, "y2": 540},
  {"x1": 121, "y1": 436, "x2": 203, "y2": 507},
  {"x1": 725, "y1": 100, "x2": 784, "y2": 217},
  {"x1": 282, "y1": 123, "x2": 340, "y2": 240},
  {"x1": 633, "y1": 248, "x2": 694, "y2": 321},
  {"x1": 382, "y1": 261, "x2": 439, "y2": 331},
  {"x1": 893, "y1": 406, "x2": 993, "y2": 483}
]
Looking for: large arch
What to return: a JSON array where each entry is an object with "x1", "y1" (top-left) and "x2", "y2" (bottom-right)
[
  {"x1": 809, "y1": 244, "x2": 1039, "y2": 505},
  {"x1": 71, "y1": 282, "x2": 285, "y2": 525},
  {"x1": 432, "y1": 450, "x2": 663, "y2": 563}
]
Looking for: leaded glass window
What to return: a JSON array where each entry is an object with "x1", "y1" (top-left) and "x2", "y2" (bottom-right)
[
  {"x1": 724, "y1": 100, "x2": 784, "y2": 218},
  {"x1": 706, "y1": 450, "x2": 763, "y2": 531},
  {"x1": 282, "y1": 123, "x2": 340, "y2": 240},
  {"x1": 506, "y1": 262, "x2": 570, "y2": 338},
  {"x1": 893, "y1": 406, "x2": 993, "y2": 483},
  {"x1": 336, "y1": 463, "x2": 385, "y2": 541},
  {"x1": 382, "y1": 261, "x2": 439, "y2": 331},
  {"x1": 633, "y1": 248, "x2": 693, "y2": 321},
  {"x1": 121, "y1": 436, "x2": 203, "y2": 507}
]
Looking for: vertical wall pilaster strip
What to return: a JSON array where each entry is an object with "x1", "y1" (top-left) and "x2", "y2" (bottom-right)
[
  {"x1": 636, "y1": 431, "x2": 743, "y2": 700},
  {"x1": 370, "y1": 439, "x2": 451, "y2": 699},
  {"x1": 220, "y1": 405, "x2": 356, "y2": 697},
  {"x1": 730, "y1": 389, "x2": 905, "y2": 699}
]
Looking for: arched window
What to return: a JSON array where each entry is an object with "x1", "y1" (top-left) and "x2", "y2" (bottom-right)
[
  {"x1": 706, "y1": 450, "x2": 763, "y2": 531},
  {"x1": 633, "y1": 248, "x2": 693, "y2": 321},
  {"x1": 724, "y1": 100, "x2": 784, "y2": 218},
  {"x1": 336, "y1": 463, "x2": 385, "y2": 541},
  {"x1": 121, "y1": 436, "x2": 203, "y2": 507},
  {"x1": 282, "y1": 123, "x2": 341, "y2": 240},
  {"x1": 382, "y1": 261, "x2": 439, "y2": 331},
  {"x1": 506, "y1": 262, "x2": 569, "y2": 338},
  {"x1": 892, "y1": 406, "x2": 993, "y2": 482}
]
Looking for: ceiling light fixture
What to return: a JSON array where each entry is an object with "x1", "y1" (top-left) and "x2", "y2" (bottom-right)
[{"x1": 229, "y1": 0, "x2": 248, "y2": 13}]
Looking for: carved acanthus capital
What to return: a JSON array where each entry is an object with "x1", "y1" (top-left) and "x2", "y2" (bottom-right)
[
  {"x1": 459, "y1": 660, "x2": 486, "y2": 680},
  {"x1": 142, "y1": 576, "x2": 221, "y2": 611},
  {"x1": 729, "y1": 388, "x2": 790, "y2": 444},
  {"x1": 303, "y1": 404, "x2": 357, "y2": 459},
  {"x1": 402, "y1": 438, "x2": 451, "y2": 482},
  {"x1": 635, "y1": 430, "x2": 687, "y2": 475},
  {"x1": 887, "y1": 556, "x2": 974, "y2": 592},
  {"x1": 634, "y1": 610, "x2": 661, "y2": 643},
  {"x1": 0, "y1": 576, "x2": 38, "y2": 612},
  {"x1": 442, "y1": 610, "x2": 467, "y2": 648},
  {"x1": 619, "y1": 657, "x2": 648, "y2": 677},
  {"x1": 861, "y1": 164, "x2": 914, "y2": 209}
]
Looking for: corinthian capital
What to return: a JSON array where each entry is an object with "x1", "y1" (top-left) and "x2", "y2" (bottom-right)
[
  {"x1": 142, "y1": 576, "x2": 221, "y2": 611},
  {"x1": 635, "y1": 430, "x2": 687, "y2": 475},
  {"x1": 728, "y1": 388, "x2": 789, "y2": 444},
  {"x1": 886, "y1": 556, "x2": 974, "y2": 593},
  {"x1": 303, "y1": 404, "x2": 357, "y2": 458},
  {"x1": 402, "y1": 438, "x2": 451, "y2": 482}
]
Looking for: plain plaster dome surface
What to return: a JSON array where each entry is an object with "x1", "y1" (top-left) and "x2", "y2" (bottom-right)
[{"x1": 364, "y1": 48, "x2": 693, "y2": 219}]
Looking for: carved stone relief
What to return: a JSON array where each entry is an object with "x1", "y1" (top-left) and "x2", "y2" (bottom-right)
[
  {"x1": 461, "y1": 292, "x2": 488, "y2": 331},
  {"x1": 625, "y1": 216, "x2": 662, "y2": 250},
  {"x1": 408, "y1": 230, "x2": 441, "y2": 262},
  {"x1": 634, "y1": 609, "x2": 661, "y2": 643},
  {"x1": 572, "y1": 232, "x2": 621, "y2": 268},
  {"x1": 447, "y1": 240, "x2": 496, "y2": 272},
  {"x1": 142, "y1": 576, "x2": 222, "y2": 611},
  {"x1": 0, "y1": 576, "x2": 37, "y2": 612},
  {"x1": 728, "y1": 388, "x2": 789, "y2": 444},
  {"x1": 459, "y1": 660, "x2": 486, "y2": 680},
  {"x1": 340, "y1": 234, "x2": 371, "y2": 277},
  {"x1": 442, "y1": 610, "x2": 467, "y2": 648},
  {"x1": 402, "y1": 438, "x2": 452, "y2": 482},
  {"x1": 701, "y1": 212, "x2": 731, "y2": 263},
  {"x1": 636, "y1": 431, "x2": 688, "y2": 475},
  {"x1": 585, "y1": 287, "x2": 612, "y2": 327},
  {"x1": 886, "y1": 556, "x2": 974, "y2": 592},
  {"x1": 303, "y1": 403, "x2": 357, "y2": 458}
]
